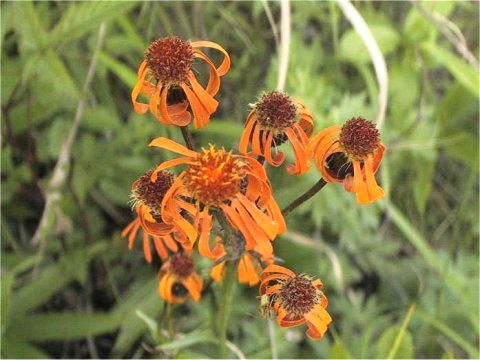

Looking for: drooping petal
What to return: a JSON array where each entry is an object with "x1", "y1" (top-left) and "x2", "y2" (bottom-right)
[
  {"x1": 153, "y1": 236, "x2": 168, "y2": 259},
  {"x1": 239, "y1": 112, "x2": 257, "y2": 154},
  {"x1": 190, "y1": 40, "x2": 231, "y2": 76},
  {"x1": 187, "y1": 72, "x2": 219, "y2": 114},
  {"x1": 285, "y1": 127, "x2": 309, "y2": 175}
]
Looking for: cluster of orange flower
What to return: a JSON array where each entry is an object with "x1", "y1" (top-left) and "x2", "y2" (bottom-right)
[{"x1": 122, "y1": 37, "x2": 385, "y2": 340}]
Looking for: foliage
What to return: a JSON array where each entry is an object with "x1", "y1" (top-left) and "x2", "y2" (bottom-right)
[{"x1": 1, "y1": 1, "x2": 479, "y2": 359}]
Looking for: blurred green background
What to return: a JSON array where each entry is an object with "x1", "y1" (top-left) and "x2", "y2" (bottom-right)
[{"x1": 1, "y1": 1, "x2": 479, "y2": 359}]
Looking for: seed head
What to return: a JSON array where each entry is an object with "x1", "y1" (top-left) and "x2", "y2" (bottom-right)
[
  {"x1": 145, "y1": 37, "x2": 194, "y2": 83},
  {"x1": 132, "y1": 170, "x2": 174, "y2": 219},
  {"x1": 339, "y1": 117, "x2": 380, "y2": 160},
  {"x1": 183, "y1": 145, "x2": 246, "y2": 206},
  {"x1": 170, "y1": 253, "x2": 194, "y2": 278},
  {"x1": 278, "y1": 275, "x2": 320, "y2": 318},
  {"x1": 255, "y1": 91, "x2": 298, "y2": 131}
]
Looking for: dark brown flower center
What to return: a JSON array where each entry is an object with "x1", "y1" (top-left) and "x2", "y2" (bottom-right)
[
  {"x1": 278, "y1": 275, "x2": 318, "y2": 317},
  {"x1": 145, "y1": 37, "x2": 194, "y2": 83},
  {"x1": 255, "y1": 91, "x2": 298, "y2": 131},
  {"x1": 132, "y1": 170, "x2": 174, "y2": 217},
  {"x1": 326, "y1": 152, "x2": 354, "y2": 180},
  {"x1": 339, "y1": 117, "x2": 380, "y2": 160},
  {"x1": 170, "y1": 253, "x2": 194, "y2": 278},
  {"x1": 171, "y1": 282, "x2": 189, "y2": 297}
]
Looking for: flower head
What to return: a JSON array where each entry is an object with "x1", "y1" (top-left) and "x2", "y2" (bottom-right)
[
  {"x1": 183, "y1": 145, "x2": 246, "y2": 206},
  {"x1": 307, "y1": 117, "x2": 385, "y2": 204},
  {"x1": 159, "y1": 252, "x2": 203, "y2": 303},
  {"x1": 260, "y1": 264, "x2": 331, "y2": 340},
  {"x1": 132, "y1": 37, "x2": 230, "y2": 128},
  {"x1": 239, "y1": 91, "x2": 314, "y2": 174},
  {"x1": 121, "y1": 169, "x2": 180, "y2": 262},
  {"x1": 148, "y1": 137, "x2": 286, "y2": 260}
]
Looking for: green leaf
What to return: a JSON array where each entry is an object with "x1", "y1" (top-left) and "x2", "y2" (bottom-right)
[
  {"x1": 416, "y1": 311, "x2": 479, "y2": 359},
  {"x1": 98, "y1": 51, "x2": 137, "y2": 88},
  {"x1": 135, "y1": 310, "x2": 159, "y2": 341},
  {"x1": 375, "y1": 326, "x2": 414, "y2": 359},
  {"x1": 1, "y1": 336, "x2": 51, "y2": 359},
  {"x1": 444, "y1": 131, "x2": 479, "y2": 171},
  {"x1": 10, "y1": 312, "x2": 124, "y2": 341},
  {"x1": 386, "y1": 304, "x2": 416, "y2": 359},
  {"x1": 329, "y1": 342, "x2": 352, "y2": 359},
  {"x1": 11, "y1": 2, "x2": 48, "y2": 52},
  {"x1": 157, "y1": 329, "x2": 217, "y2": 351},
  {"x1": 339, "y1": 25, "x2": 400, "y2": 64},
  {"x1": 112, "y1": 277, "x2": 163, "y2": 357},
  {"x1": 9, "y1": 243, "x2": 106, "y2": 319},
  {"x1": 1, "y1": 256, "x2": 40, "y2": 329},
  {"x1": 49, "y1": 2, "x2": 137, "y2": 49},
  {"x1": 421, "y1": 42, "x2": 480, "y2": 96}
]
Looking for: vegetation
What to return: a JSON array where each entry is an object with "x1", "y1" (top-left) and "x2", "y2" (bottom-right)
[{"x1": 1, "y1": 1, "x2": 478, "y2": 358}]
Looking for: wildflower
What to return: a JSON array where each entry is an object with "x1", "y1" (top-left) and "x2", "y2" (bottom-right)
[
  {"x1": 259, "y1": 264, "x2": 332, "y2": 340},
  {"x1": 239, "y1": 91, "x2": 314, "y2": 174},
  {"x1": 148, "y1": 137, "x2": 286, "y2": 260},
  {"x1": 210, "y1": 235, "x2": 269, "y2": 286},
  {"x1": 307, "y1": 117, "x2": 386, "y2": 204},
  {"x1": 132, "y1": 37, "x2": 230, "y2": 128},
  {"x1": 121, "y1": 169, "x2": 186, "y2": 261},
  {"x1": 159, "y1": 252, "x2": 203, "y2": 303}
]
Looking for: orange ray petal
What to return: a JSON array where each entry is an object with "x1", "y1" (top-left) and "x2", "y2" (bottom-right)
[
  {"x1": 285, "y1": 127, "x2": 309, "y2": 175},
  {"x1": 190, "y1": 40, "x2": 231, "y2": 76},
  {"x1": 180, "y1": 82, "x2": 210, "y2": 128},
  {"x1": 153, "y1": 236, "x2": 168, "y2": 259},
  {"x1": 142, "y1": 232, "x2": 152, "y2": 263},
  {"x1": 210, "y1": 261, "x2": 226, "y2": 282},
  {"x1": 187, "y1": 72, "x2": 219, "y2": 114},
  {"x1": 149, "y1": 137, "x2": 198, "y2": 157},
  {"x1": 263, "y1": 264, "x2": 296, "y2": 277},
  {"x1": 183, "y1": 275, "x2": 202, "y2": 302},
  {"x1": 192, "y1": 49, "x2": 221, "y2": 96},
  {"x1": 236, "y1": 193, "x2": 278, "y2": 240},
  {"x1": 239, "y1": 113, "x2": 257, "y2": 154},
  {"x1": 162, "y1": 235, "x2": 179, "y2": 252},
  {"x1": 264, "y1": 131, "x2": 286, "y2": 167}
]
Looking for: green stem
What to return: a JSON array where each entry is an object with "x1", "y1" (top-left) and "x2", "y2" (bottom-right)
[
  {"x1": 217, "y1": 261, "x2": 236, "y2": 358},
  {"x1": 281, "y1": 178, "x2": 327, "y2": 216}
]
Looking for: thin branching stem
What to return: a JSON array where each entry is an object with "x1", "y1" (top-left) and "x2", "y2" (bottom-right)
[{"x1": 282, "y1": 178, "x2": 327, "y2": 216}]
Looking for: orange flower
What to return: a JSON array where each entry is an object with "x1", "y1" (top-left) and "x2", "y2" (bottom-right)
[
  {"x1": 307, "y1": 117, "x2": 386, "y2": 204},
  {"x1": 210, "y1": 236, "x2": 270, "y2": 286},
  {"x1": 121, "y1": 169, "x2": 184, "y2": 261},
  {"x1": 148, "y1": 137, "x2": 286, "y2": 260},
  {"x1": 132, "y1": 37, "x2": 230, "y2": 128},
  {"x1": 239, "y1": 91, "x2": 314, "y2": 174},
  {"x1": 259, "y1": 264, "x2": 332, "y2": 340},
  {"x1": 159, "y1": 252, "x2": 203, "y2": 303}
]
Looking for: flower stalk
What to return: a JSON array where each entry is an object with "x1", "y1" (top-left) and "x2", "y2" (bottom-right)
[
  {"x1": 282, "y1": 178, "x2": 327, "y2": 216},
  {"x1": 217, "y1": 260, "x2": 236, "y2": 358}
]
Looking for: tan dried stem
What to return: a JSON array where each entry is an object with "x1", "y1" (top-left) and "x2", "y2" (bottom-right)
[
  {"x1": 32, "y1": 23, "x2": 107, "y2": 245},
  {"x1": 336, "y1": 0, "x2": 388, "y2": 130}
]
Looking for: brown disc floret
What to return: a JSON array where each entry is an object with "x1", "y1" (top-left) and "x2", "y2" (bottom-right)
[
  {"x1": 255, "y1": 91, "x2": 298, "y2": 132},
  {"x1": 277, "y1": 275, "x2": 320, "y2": 318},
  {"x1": 145, "y1": 37, "x2": 194, "y2": 83},
  {"x1": 170, "y1": 253, "x2": 194, "y2": 278},
  {"x1": 132, "y1": 169, "x2": 174, "y2": 217},
  {"x1": 339, "y1": 117, "x2": 380, "y2": 160}
]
